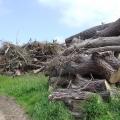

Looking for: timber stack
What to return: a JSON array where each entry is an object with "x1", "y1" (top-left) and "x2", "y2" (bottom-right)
[{"x1": 46, "y1": 18, "x2": 120, "y2": 119}]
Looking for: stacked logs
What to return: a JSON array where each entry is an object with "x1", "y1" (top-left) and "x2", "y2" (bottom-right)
[
  {"x1": 65, "y1": 18, "x2": 120, "y2": 47},
  {"x1": 47, "y1": 18, "x2": 120, "y2": 119}
]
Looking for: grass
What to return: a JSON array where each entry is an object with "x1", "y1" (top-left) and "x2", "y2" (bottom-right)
[
  {"x1": 0, "y1": 74, "x2": 119, "y2": 120},
  {"x1": 84, "y1": 95, "x2": 120, "y2": 120},
  {"x1": 0, "y1": 74, "x2": 73, "y2": 120}
]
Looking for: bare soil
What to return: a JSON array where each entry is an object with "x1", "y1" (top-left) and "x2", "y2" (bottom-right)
[{"x1": 0, "y1": 96, "x2": 28, "y2": 120}]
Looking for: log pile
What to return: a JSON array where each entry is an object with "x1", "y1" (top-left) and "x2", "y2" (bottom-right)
[
  {"x1": 46, "y1": 18, "x2": 120, "y2": 119},
  {"x1": 0, "y1": 18, "x2": 120, "y2": 119}
]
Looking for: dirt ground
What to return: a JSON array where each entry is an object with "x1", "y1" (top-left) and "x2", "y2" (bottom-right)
[{"x1": 0, "y1": 96, "x2": 28, "y2": 120}]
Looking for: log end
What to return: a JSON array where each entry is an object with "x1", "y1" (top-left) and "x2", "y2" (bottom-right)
[{"x1": 109, "y1": 68, "x2": 120, "y2": 83}]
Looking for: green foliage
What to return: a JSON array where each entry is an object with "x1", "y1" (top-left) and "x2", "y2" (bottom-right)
[{"x1": 0, "y1": 74, "x2": 73, "y2": 120}]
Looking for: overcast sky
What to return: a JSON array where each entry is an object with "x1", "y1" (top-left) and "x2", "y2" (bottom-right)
[{"x1": 0, "y1": 0, "x2": 120, "y2": 44}]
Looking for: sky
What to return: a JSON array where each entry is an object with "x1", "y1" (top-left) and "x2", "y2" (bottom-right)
[{"x1": 0, "y1": 0, "x2": 120, "y2": 44}]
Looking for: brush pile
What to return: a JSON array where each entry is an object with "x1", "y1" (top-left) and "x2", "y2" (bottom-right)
[
  {"x1": 47, "y1": 18, "x2": 120, "y2": 119},
  {"x1": 0, "y1": 41, "x2": 64, "y2": 75}
]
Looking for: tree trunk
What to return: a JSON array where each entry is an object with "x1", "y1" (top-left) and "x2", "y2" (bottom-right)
[
  {"x1": 84, "y1": 46, "x2": 120, "y2": 54},
  {"x1": 81, "y1": 80, "x2": 111, "y2": 92},
  {"x1": 96, "y1": 18, "x2": 120, "y2": 37},
  {"x1": 63, "y1": 36, "x2": 120, "y2": 56},
  {"x1": 65, "y1": 23, "x2": 111, "y2": 47},
  {"x1": 92, "y1": 52, "x2": 120, "y2": 83},
  {"x1": 47, "y1": 53, "x2": 120, "y2": 80},
  {"x1": 49, "y1": 90, "x2": 95, "y2": 101}
]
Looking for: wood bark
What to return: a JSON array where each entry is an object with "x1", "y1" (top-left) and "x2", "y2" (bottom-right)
[
  {"x1": 49, "y1": 90, "x2": 94, "y2": 101},
  {"x1": 65, "y1": 23, "x2": 111, "y2": 47},
  {"x1": 49, "y1": 88, "x2": 111, "y2": 103},
  {"x1": 63, "y1": 36, "x2": 120, "y2": 56},
  {"x1": 96, "y1": 18, "x2": 120, "y2": 37},
  {"x1": 92, "y1": 52, "x2": 120, "y2": 83},
  {"x1": 84, "y1": 46, "x2": 120, "y2": 54},
  {"x1": 81, "y1": 80, "x2": 111, "y2": 92},
  {"x1": 47, "y1": 53, "x2": 120, "y2": 80}
]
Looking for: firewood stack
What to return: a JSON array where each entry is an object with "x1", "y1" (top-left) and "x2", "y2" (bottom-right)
[{"x1": 47, "y1": 18, "x2": 120, "y2": 119}]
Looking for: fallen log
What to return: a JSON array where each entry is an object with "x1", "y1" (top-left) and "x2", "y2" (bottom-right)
[
  {"x1": 65, "y1": 23, "x2": 111, "y2": 47},
  {"x1": 95, "y1": 51, "x2": 120, "y2": 70},
  {"x1": 92, "y1": 52, "x2": 120, "y2": 83},
  {"x1": 49, "y1": 90, "x2": 96, "y2": 120},
  {"x1": 84, "y1": 46, "x2": 120, "y2": 54},
  {"x1": 63, "y1": 36, "x2": 120, "y2": 56},
  {"x1": 49, "y1": 89, "x2": 111, "y2": 119},
  {"x1": 49, "y1": 90, "x2": 94, "y2": 101},
  {"x1": 47, "y1": 52, "x2": 120, "y2": 79},
  {"x1": 81, "y1": 80, "x2": 111, "y2": 92},
  {"x1": 49, "y1": 89, "x2": 111, "y2": 109},
  {"x1": 96, "y1": 18, "x2": 120, "y2": 37},
  {"x1": 47, "y1": 55, "x2": 102, "y2": 77}
]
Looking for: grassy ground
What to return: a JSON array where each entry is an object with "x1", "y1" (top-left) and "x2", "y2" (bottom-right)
[
  {"x1": 85, "y1": 94, "x2": 120, "y2": 120},
  {"x1": 0, "y1": 74, "x2": 73, "y2": 120},
  {"x1": 0, "y1": 74, "x2": 119, "y2": 120}
]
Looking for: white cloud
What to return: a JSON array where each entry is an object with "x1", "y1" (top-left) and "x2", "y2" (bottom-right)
[{"x1": 38, "y1": 0, "x2": 120, "y2": 28}]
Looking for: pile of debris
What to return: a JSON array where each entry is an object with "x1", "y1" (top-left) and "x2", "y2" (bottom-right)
[
  {"x1": 0, "y1": 18, "x2": 120, "y2": 119},
  {"x1": 47, "y1": 18, "x2": 120, "y2": 119},
  {"x1": 0, "y1": 41, "x2": 64, "y2": 75}
]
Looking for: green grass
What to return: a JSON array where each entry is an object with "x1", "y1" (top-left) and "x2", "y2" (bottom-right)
[
  {"x1": 84, "y1": 95, "x2": 120, "y2": 120},
  {"x1": 0, "y1": 74, "x2": 73, "y2": 120},
  {"x1": 0, "y1": 74, "x2": 119, "y2": 120}
]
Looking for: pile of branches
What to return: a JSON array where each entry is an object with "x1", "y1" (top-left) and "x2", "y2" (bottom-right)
[
  {"x1": 46, "y1": 18, "x2": 120, "y2": 119},
  {"x1": 0, "y1": 41, "x2": 64, "y2": 75}
]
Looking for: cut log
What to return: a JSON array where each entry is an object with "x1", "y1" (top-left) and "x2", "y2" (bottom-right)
[
  {"x1": 65, "y1": 18, "x2": 120, "y2": 47},
  {"x1": 49, "y1": 90, "x2": 95, "y2": 101},
  {"x1": 100, "y1": 51, "x2": 120, "y2": 70},
  {"x1": 47, "y1": 55, "x2": 101, "y2": 77},
  {"x1": 84, "y1": 46, "x2": 120, "y2": 54},
  {"x1": 49, "y1": 88, "x2": 111, "y2": 119},
  {"x1": 49, "y1": 90, "x2": 96, "y2": 120},
  {"x1": 47, "y1": 53, "x2": 120, "y2": 80},
  {"x1": 96, "y1": 18, "x2": 120, "y2": 37},
  {"x1": 63, "y1": 36, "x2": 120, "y2": 56},
  {"x1": 65, "y1": 23, "x2": 111, "y2": 47},
  {"x1": 92, "y1": 52, "x2": 120, "y2": 83},
  {"x1": 49, "y1": 89, "x2": 110, "y2": 107},
  {"x1": 81, "y1": 80, "x2": 111, "y2": 92}
]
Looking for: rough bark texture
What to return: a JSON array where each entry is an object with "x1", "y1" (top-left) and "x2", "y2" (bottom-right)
[
  {"x1": 47, "y1": 18, "x2": 120, "y2": 120},
  {"x1": 63, "y1": 36, "x2": 120, "y2": 56},
  {"x1": 92, "y1": 52, "x2": 120, "y2": 83},
  {"x1": 65, "y1": 18, "x2": 120, "y2": 47},
  {"x1": 47, "y1": 53, "x2": 120, "y2": 79},
  {"x1": 81, "y1": 80, "x2": 110, "y2": 92},
  {"x1": 65, "y1": 23, "x2": 111, "y2": 47},
  {"x1": 84, "y1": 46, "x2": 120, "y2": 54},
  {"x1": 96, "y1": 18, "x2": 120, "y2": 37}
]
